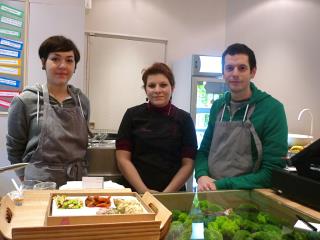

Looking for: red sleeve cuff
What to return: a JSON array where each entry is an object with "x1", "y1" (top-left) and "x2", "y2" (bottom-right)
[
  {"x1": 181, "y1": 146, "x2": 197, "y2": 159},
  {"x1": 116, "y1": 139, "x2": 132, "y2": 151}
]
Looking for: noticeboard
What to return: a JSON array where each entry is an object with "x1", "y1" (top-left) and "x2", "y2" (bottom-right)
[{"x1": 0, "y1": 0, "x2": 26, "y2": 114}]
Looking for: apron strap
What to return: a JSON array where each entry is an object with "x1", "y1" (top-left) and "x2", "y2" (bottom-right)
[
  {"x1": 245, "y1": 105, "x2": 263, "y2": 172},
  {"x1": 249, "y1": 123, "x2": 263, "y2": 172},
  {"x1": 245, "y1": 104, "x2": 255, "y2": 120},
  {"x1": 68, "y1": 87, "x2": 86, "y2": 119},
  {"x1": 68, "y1": 86, "x2": 80, "y2": 107},
  {"x1": 41, "y1": 84, "x2": 50, "y2": 106},
  {"x1": 217, "y1": 104, "x2": 226, "y2": 122}
]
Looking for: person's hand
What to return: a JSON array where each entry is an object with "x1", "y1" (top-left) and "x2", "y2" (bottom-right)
[
  {"x1": 197, "y1": 176, "x2": 216, "y2": 192},
  {"x1": 148, "y1": 189, "x2": 159, "y2": 194}
]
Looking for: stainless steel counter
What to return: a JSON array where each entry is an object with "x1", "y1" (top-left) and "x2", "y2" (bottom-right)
[{"x1": 86, "y1": 140, "x2": 122, "y2": 182}]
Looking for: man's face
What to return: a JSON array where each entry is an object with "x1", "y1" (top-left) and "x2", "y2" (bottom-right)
[{"x1": 223, "y1": 54, "x2": 256, "y2": 96}]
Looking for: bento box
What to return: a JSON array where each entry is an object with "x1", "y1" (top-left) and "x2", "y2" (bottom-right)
[{"x1": 46, "y1": 191, "x2": 155, "y2": 226}]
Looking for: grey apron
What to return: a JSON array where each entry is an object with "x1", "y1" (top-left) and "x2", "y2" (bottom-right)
[
  {"x1": 208, "y1": 104, "x2": 262, "y2": 179},
  {"x1": 24, "y1": 84, "x2": 88, "y2": 187}
]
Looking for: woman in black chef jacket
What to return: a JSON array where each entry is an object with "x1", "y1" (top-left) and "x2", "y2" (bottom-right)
[
  {"x1": 116, "y1": 63, "x2": 197, "y2": 193},
  {"x1": 6, "y1": 35, "x2": 90, "y2": 187}
]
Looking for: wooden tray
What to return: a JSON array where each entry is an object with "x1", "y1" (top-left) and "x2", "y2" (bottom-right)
[
  {"x1": 46, "y1": 192, "x2": 155, "y2": 226},
  {"x1": 0, "y1": 189, "x2": 172, "y2": 240}
]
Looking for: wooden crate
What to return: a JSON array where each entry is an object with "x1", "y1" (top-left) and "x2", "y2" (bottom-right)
[{"x1": 0, "y1": 190, "x2": 171, "y2": 240}]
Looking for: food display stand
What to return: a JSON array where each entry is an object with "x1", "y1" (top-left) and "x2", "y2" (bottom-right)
[
  {"x1": 154, "y1": 189, "x2": 320, "y2": 238},
  {"x1": 1, "y1": 188, "x2": 320, "y2": 239},
  {"x1": 155, "y1": 189, "x2": 320, "y2": 222}
]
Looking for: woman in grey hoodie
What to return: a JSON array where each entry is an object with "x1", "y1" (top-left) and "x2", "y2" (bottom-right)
[{"x1": 6, "y1": 35, "x2": 90, "y2": 187}]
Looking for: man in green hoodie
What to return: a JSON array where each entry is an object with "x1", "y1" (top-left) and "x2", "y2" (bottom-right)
[{"x1": 195, "y1": 43, "x2": 288, "y2": 191}]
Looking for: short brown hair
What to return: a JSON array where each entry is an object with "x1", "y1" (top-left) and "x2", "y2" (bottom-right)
[
  {"x1": 222, "y1": 43, "x2": 256, "y2": 73},
  {"x1": 142, "y1": 63, "x2": 175, "y2": 89},
  {"x1": 38, "y1": 35, "x2": 80, "y2": 68}
]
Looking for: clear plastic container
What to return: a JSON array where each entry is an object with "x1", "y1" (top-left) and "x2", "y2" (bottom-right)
[
  {"x1": 33, "y1": 181, "x2": 57, "y2": 190},
  {"x1": 22, "y1": 180, "x2": 42, "y2": 190},
  {"x1": 8, "y1": 190, "x2": 24, "y2": 206}
]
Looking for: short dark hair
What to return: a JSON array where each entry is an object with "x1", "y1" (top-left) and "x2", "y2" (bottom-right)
[
  {"x1": 222, "y1": 43, "x2": 256, "y2": 72},
  {"x1": 142, "y1": 63, "x2": 175, "y2": 89},
  {"x1": 38, "y1": 35, "x2": 80, "y2": 67}
]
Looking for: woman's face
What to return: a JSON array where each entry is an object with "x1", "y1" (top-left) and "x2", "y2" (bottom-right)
[
  {"x1": 145, "y1": 74, "x2": 173, "y2": 107},
  {"x1": 43, "y1": 51, "x2": 75, "y2": 86}
]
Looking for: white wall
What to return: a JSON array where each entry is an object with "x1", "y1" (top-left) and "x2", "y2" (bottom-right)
[
  {"x1": 226, "y1": 0, "x2": 320, "y2": 139},
  {"x1": 87, "y1": 35, "x2": 166, "y2": 130},
  {"x1": 0, "y1": 0, "x2": 85, "y2": 196},
  {"x1": 85, "y1": 0, "x2": 226, "y2": 111},
  {"x1": 28, "y1": 0, "x2": 85, "y2": 89},
  {"x1": 87, "y1": 0, "x2": 320, "y2": 138}
]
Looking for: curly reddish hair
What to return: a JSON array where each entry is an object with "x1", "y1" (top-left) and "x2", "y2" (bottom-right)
[{"x1": 142, "y1": 63, "x2": 175, "y2": 89}]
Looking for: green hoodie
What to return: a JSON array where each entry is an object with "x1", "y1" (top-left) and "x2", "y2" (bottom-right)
[{"x1": 195, "y1": 82, "x2": 288, "y2": 190}]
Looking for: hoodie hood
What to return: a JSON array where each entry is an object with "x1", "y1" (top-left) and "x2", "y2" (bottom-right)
[
  {"x1": 223, "y1": 82, "x2": 270, "y2": 105},
  {"x1": 22, "y1": 84, "x2": 42, "y2": 95},
  {"x1": 21, "y1": 84, "x2": 85, "y2": 126},
  {"x1": 22, "y1": 84, "x2": 81, "y2": 96}
]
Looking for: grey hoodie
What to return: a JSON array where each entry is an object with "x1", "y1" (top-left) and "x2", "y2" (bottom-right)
[{"x1": 6, "y1": 84, "x2": 90, "y2": 176}]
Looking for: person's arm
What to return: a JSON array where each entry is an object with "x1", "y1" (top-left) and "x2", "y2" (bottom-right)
[
  {"x1": 215, "y1": 102, "x2": 288, "y2": 190},
  {"x1": 6, "y1": 96, "x2": 28, "y2": 178},
  {"x1": 163, "y1": 158, "x2": 194, "y2": 193},
  {"x1": 116, "y1": 150, "x2": 149, "y2": 193},
  {"x1": 163, "y1": 112, "x2": 198, "y2": 192},
  {"x1": 195, "y1": 103, "x2": 217, "y2": 191}
]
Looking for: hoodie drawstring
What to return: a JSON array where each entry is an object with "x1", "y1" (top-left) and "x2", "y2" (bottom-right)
[
  {"x1": 77, "y1": 94, "x2": 85, "y2": 119},
  {"x1": 220, "y1": 104, "x2": 226, "y2": 122},
  {"x1": 37, "y1": 90, "x2": 40, "y2": 126},
  {"x1": 242, "y1": 104, "x2": 249, "y2": 122}
]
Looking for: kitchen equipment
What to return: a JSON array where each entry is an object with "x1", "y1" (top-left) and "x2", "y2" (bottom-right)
[
  {"x1": 288, "y1": 108, "x2": 314, "y2": 147},
  {"x1": 86, "y1": 130, "x2": 122, "y2": 182},
  {"x1": 288, "y1": 133, "x2": 313, "y2": 147},
  {"x1": 298, "y1": 108, "x2": 314, "y2": 138},
  {"x1": 273, "y1": 138, "x2": 320, "y2": 211},
  {"x1": 89, "y1": 129, "x2": 118, "y2": 146}
]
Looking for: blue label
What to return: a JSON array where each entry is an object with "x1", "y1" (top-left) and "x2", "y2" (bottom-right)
[
  {"x1": 0, "y1": 47, "x2": 21, "y2": 58},
  {"x1": 0, "y1": 37, "x2": 23, "y2": 50},
  {"x1": 0, "y1": 76, "x2": 20, "y2": 87}
]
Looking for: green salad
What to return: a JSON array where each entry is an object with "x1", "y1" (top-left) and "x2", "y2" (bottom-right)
[
  {"x1": 54, "y1": 195, "x2": 83, "y2": 209},
  {"x1": 166, "y1": 200, "x2": 320, "y2": 240}
]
